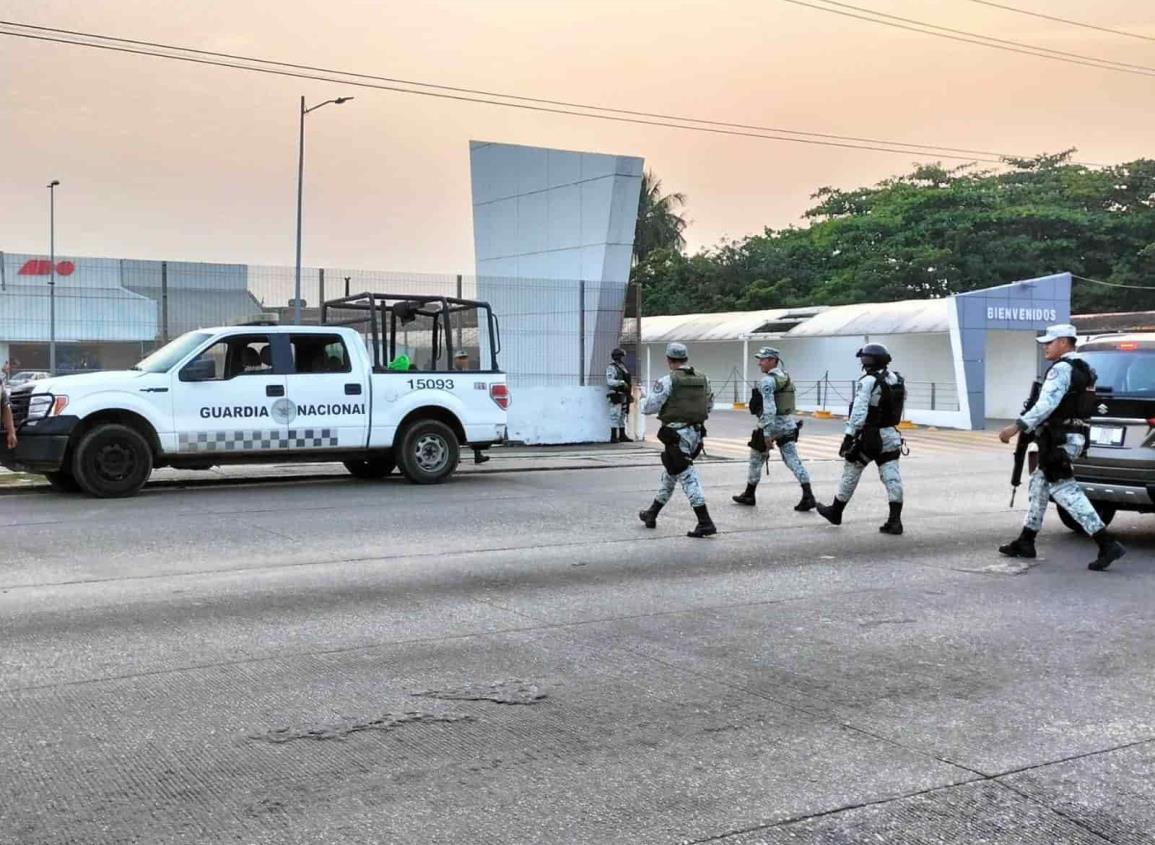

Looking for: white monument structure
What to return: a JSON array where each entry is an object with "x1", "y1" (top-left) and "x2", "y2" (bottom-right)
[{"x1": 470, "y1": 141, "x2": 643, "y2": 444}]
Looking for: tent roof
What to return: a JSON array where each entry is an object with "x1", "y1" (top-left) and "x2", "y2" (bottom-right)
[
  {"x1": 783, "y1": 297, "x2": 952, "y2": 337},
  {"x1": 622, "y1": 307, "x2": 825, "y2": 343}
]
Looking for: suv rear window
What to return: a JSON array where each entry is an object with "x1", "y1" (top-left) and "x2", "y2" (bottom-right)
[{"x1": 1081, "y1": 348, "x2": 1155, "y2": 396}]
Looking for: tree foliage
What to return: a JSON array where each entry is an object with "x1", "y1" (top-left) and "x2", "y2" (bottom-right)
[
  {"x1": 636, "y1": 152, "x2": 1155, "y2": 316},
  {"x1": 633, "y1": 170, "x2": 688, "y2": 263}
]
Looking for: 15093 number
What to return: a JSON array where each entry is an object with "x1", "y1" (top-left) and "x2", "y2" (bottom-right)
[{"x1": 407, "y1": 378, "x2": 455, "y2": 390}]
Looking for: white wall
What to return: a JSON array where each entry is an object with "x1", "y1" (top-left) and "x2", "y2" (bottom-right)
[
  {"x1": 985, "y1": 330, "x2": 1039, "y2": 419},
  {"x1": 505, "y1": 386, "x2": 613, "y2": 444}
]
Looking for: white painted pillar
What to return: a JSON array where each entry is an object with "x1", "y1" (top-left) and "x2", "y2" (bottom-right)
[{"x1": 741, "y1": 339, "x2": 749, "y2": 405}]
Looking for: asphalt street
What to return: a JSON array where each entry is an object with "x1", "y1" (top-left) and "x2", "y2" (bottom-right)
[{"x1": 0, "y1": 436, "x2": 1152, "y2": 844}]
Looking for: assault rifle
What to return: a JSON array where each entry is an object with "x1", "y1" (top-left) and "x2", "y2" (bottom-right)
[{"x1": 1009, "y1": 379, "x2": 1043, "y2": 507}]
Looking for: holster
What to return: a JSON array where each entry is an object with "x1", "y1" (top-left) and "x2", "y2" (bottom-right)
[
  {"x1": 748, "y1": 428, "x2": 768, "y2": 453},
  {"x1": 658, "y1": 425, "x2": 692, "y2": 475},
  {"x1": 1036, "y1": 427, "x2": 1074, "y2": 483}
]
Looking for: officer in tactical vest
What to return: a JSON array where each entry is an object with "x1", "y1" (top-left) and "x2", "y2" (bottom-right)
[
  {"x1": 638, "y1": 342, "x2": 717, "y2": 537},
  {"x1": 732, "y1": 346, "x2": 816, "y2": 511},
  {"x1": 606, "y1": 348, "x2": 633, "y2": 443},
  {"x1": 997, "y1": 324, "x2": 1127, "y2": 571},
  {"x1": 817, "y1": 343, "x2": 906, "y2": 534}
]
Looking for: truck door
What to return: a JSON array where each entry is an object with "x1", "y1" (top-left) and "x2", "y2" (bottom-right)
[
  {"x1": 170, "y1": 332, "x2": 288, "y2": 455},
  {"x1": 284, "y1": 332, "x2": 370, "y2": 449}
]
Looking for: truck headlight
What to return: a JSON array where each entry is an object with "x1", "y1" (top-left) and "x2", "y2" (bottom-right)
[{"x1": 26, "y1": 394, "x2": 69, "y2": 420}]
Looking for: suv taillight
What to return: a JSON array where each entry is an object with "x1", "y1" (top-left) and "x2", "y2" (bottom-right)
[{"x1": 489, "y1": 383, "x2": 510, "y2": 410}]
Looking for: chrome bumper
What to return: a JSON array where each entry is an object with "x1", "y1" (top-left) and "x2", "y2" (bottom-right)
[{"x1": 1081, "y1": 481, "x2": 1154, "y2": 507}]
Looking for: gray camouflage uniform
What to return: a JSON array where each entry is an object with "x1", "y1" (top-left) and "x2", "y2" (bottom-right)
[
  {"x1": 837, "y1": 371, "x2": 904, "y2": 504},
  {"x1": 606, "y1": 363, "x2": 629, "y2": 428},
  {"x1": 1018, "y1": 352, "x2": 1103, "y2": 535},
  {"x1": 643, "y1": 369, "x2": 714, "y2": 508},
  {"x1": 747, "y1": 368, "x2": 810, "y2": 487}
]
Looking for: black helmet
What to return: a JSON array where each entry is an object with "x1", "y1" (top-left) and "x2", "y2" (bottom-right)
[
  {"x1": 856, "y1": 343, "x2": 891, "y2": 370},
  {"x1": 611, "y1": 348, "x2": 626, "y2": 360}
]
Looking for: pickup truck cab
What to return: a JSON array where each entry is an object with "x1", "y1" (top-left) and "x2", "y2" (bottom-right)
[{"x1": 1, "y1": 293, "x2": 509, "y2": 497}]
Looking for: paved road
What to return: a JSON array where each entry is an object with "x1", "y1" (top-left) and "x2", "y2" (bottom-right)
[{"x1": 1, "y1": 446, "x2": 1152, "y2": 843}]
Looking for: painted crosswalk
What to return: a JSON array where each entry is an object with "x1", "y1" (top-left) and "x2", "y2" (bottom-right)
[{"x1": 667, "y1": 428, "x2": 1006, "y2": 462}]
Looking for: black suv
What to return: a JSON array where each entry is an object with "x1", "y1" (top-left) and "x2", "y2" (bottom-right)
[{"x1": 1060, "y1": 333, "x2": 1155, "y2": 531}]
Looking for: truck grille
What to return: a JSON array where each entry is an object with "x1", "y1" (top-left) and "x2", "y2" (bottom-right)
[{"x1": 8, "y1": 388, "x2": 33, "y2": 428}]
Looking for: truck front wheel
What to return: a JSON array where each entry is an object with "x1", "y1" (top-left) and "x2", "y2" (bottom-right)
[
  {"x1": 396, "y1": 419, "x2": 459, "y2": 484},
  {"x1": 72, "y1": 423, "x2": 154, "y2": 498}
]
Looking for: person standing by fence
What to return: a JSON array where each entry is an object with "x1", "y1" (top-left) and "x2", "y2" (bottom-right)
[{"x1": 606, "y1": 348, "x2": 633, "y2": 443}]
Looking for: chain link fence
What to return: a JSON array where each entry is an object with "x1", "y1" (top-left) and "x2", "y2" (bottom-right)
[{"x1": 0, "y1": 252, "x2": 627, "y2": 388}]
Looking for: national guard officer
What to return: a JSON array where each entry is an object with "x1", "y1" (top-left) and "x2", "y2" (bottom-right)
[
  {"x1": 817, "y1": 343, "x2": 906, "y2": 534},
  {"x1": 606, "y1": 348, "x2": 633, "y2": 443},
  {"x1": 997, "y1": 324, "x2": 1126, "y2": 571},
  {"x1": 638, "y1": 342, "x2": 717, "y2": 537},
  {"x1": 732, "y1": 346, "x2": 816, "y2": 511}
]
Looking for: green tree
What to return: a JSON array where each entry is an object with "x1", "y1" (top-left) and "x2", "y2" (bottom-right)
[
  {"x1": 633, "y1": 170, "x2": 688, "y2": 264},
  {"x1": 639, "y1": 152, "x2": 1155, "y2": 316}
]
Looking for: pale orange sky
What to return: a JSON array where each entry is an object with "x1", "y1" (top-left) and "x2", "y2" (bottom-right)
[{"x1": 1, "y1": 0, "x2": 1153, "y2": 273}]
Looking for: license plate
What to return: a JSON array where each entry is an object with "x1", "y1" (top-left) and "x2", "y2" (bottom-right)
[{"x1": 1089, "y1": 425, "x2": 1124, "y2": 447}]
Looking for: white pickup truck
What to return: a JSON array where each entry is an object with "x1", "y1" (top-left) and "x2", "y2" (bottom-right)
[{"x1": 1, "y1": 293, "x2": 509, "y2": 497}]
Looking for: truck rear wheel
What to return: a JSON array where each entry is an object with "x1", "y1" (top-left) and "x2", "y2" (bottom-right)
[
  {"x1": 72, "y1": 423, "x2": 154, "y2": 498},
  {"x1": 396, "y1": 419, "x2": 459, "y2": 484},
  {"x1": 1055, "y1": 500, "x2": 1116, "y2": 535},
  {"x1": 343, "y1": 457, "x2": 396, "y2": 479}
]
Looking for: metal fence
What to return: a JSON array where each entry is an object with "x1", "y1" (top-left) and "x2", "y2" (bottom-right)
[
  {"x1": 0, "y1": 252, "x2": 627, "y2": 387},
  {"x1": 712, "y1": 366, "x2": 961, "y2": 413}
]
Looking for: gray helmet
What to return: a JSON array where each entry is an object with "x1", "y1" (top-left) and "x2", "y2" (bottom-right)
[
  {"x1": 611, "y1": 348, "x2": 626, "y2": 361},
  {"x1": 856, "y1": 343, "x2": 891, "y2": 370},
  {"x1": 754, "y1": 346, "x2": 781, "y2": 360},
  {"x1": 665, "y1": 342, "x2": 689, "y2": 361}
]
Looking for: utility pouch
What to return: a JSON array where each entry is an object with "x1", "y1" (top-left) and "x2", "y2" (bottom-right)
[
  {"x1": 1037, "y1": 428, "x2": 1074, "y2": 483},
  {"x1": 860, "y1": 425, "x2": 884, "y2": 460}
]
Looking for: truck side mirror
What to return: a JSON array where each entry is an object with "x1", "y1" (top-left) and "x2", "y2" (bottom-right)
[{"x1": 180, "y1": 358, "x2": 216, "y2": 382}]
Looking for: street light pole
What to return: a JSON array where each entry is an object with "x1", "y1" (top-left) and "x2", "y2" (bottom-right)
[
  {"x1": 293, "y1": 95, "x2": 353, "y2": 326},
  {"x1": 47, "y1": 180, "x2": 59, "y2": 375}
]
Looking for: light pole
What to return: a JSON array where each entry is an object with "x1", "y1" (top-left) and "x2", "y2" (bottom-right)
[
  {"x1": 47, "y1": 180, "x2": 59, "y2": 375},
  {"x1": 294, "y1": 95, "x2": 353, "y2": 325}
]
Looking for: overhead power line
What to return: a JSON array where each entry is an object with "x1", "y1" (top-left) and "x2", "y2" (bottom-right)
[
  {"x1": 780, "y1": 0, "x2": 1155, "y2": 78},
  {"x1": 0, "y1": 18, "x2": 1020, "y2": 161},
  {"x1": 963, "y1": 1, "x2": 1155, "y2": 45},
  {"x1": 0, "y1": 19, "x2": 1097, "y2": 167},
  {"x1": 1073, "y1": 274, "x2": 1155, "y2": 291}
]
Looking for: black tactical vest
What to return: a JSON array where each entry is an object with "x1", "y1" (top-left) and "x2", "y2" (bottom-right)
[
  {"x1": 864, "y1": 370, "x2": 906, "y2": 427},
  {"x1": 611, "y1": 362, "x2": 632, "y2": 390},
  {"x1": 1048, "y1": 358, "x2": 1096, "y2": 423}
]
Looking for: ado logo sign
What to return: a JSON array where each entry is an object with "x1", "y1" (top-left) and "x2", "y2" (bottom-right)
[{"x1": 18, "y1": 259, "x2": 76, "y2": 276}]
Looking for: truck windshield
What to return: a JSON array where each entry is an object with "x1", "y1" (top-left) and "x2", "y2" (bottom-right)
[
  {"x1": 133, "y1": 332, "x2": 212, "y2": 373},
  {"x1": 1082, "y1": 349, "x2": 1155, "y2": 397}
]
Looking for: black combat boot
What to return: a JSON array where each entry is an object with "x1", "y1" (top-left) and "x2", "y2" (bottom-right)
[
  {"x1": 816, "y1": 497, "x2": 847, "y2": 526},
  {"x1": 732, "y1": 483, "x2": 757, "y2": 506},
  {"x1": 794, "y1": 483, "x2": 817, "y2": 512},
  {"x1": 610, "y1": 428, "x2": 620, "y2": 444},
  {"x1": 1088, "y1": 530, "x2": 1126, "y2": 571},
  {"x1": 638, "y1": 500, "x2": 664, "y2": 529},
  {"x1": 617, "y1": 427, "x2": 632, "y2": 443},
  {"x1": 687, "y1": 505, "x2": 718, "y2": 538},
  {"x1": 879, "y1": 502, "x2": 903, "y2": 535},
  {"x1": 998, "y1": 527, "x2": 1037, "y2": 558}
]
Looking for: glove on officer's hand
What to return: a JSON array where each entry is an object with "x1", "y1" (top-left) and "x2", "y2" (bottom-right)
[{"x1": 839, "y1": 434, "x2": 855, "y2": 457}]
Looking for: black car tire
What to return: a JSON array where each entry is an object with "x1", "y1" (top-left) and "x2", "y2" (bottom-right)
[
  {"x1": 1054, "y1": 499, "x2": 1116, "y2": 535},
  {"x1": 343, "y1": 457, "x2": 396, "y2": 479},
  {"x1": 396, "y1": 419, "x2": 459, "y2": 484},
  {"x1": 44, "y1": 469, "x2": 82, "y2": 493},
  {"x1": 72, "y1": 423, "x2": 154, "y2": 498}
]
